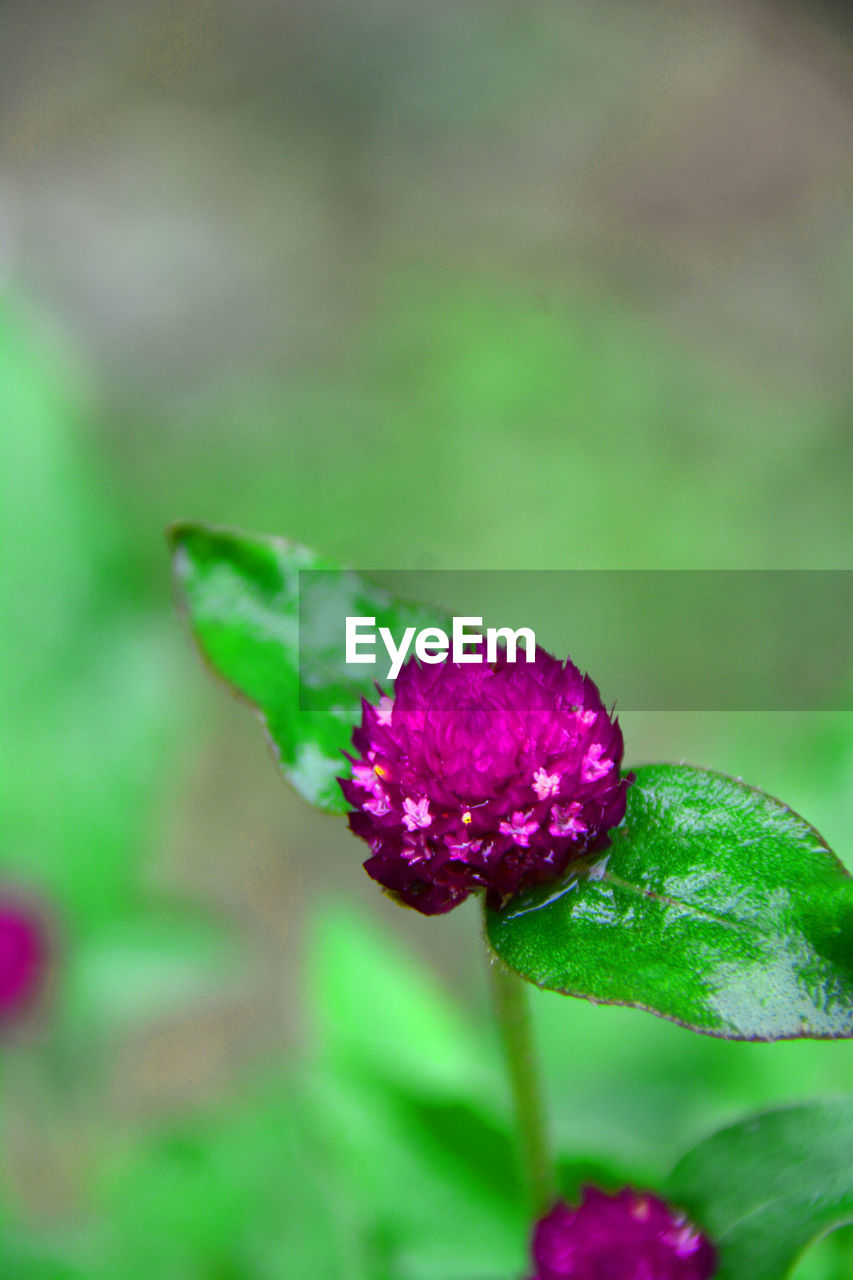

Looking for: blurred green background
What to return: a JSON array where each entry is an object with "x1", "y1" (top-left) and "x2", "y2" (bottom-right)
[{"x1": 2, "y1": 2, "x2": 853, "y2": 1276}]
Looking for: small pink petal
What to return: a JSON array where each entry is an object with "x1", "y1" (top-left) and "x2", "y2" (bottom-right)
[
  {"x1": 365, "y1": 792, "x2": 391, "y2": 817},
  {"x1": 402, "y1": 796, "x2": 432, "y2": 831},
  {"x1": 532, "y1": 768, "x2": 561, "y2": 800},
  {"x1": 376, "y1": 695, "x2": 394, "y2": 727}
]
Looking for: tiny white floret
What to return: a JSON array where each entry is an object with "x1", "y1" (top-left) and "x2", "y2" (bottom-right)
[
  {"x1": 365, "y1": 792, "x2": 391, "y2": 817},
  {"x1": 498, "y1": 810, "x2": 539, "y2": 846},
  {"x1": 402, "y1": 796, "x2": 432, "y2": 831},
  {"x1": 532, "y1": 768, "x2": 561, "y2": 800},
  {"x1": 581, "y1": 742, "x2": 612, "y2": 783},
  {"x1": 548, "y1": 802, "x2": 587, "y2": 838},
  {"x1": 375, "y1": 695, "x2": 394, "y2": 726}
]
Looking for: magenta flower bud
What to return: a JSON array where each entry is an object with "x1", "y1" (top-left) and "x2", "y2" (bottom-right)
[
  {"x1": 530, "y1": 1188, "x2": 717, "y2": 1280},
  {"x1": 0, "y1": 897, "x2": 47, "y2": 1025},
  {"x1": 339, "y1": 646, "x2": 632, "y2": 915}
]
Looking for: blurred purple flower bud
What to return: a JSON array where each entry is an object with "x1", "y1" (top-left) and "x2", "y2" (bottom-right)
[
  {"x1": 530, "y1": 1187, "x2": 717, "y2": 1280},
  {"x1": 0, "y1": 896, "x2": 47, "y2": 1025}
]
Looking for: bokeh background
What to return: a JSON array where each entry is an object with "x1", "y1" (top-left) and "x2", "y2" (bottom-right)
[{"x1": 2, "y1": 2, "x2": 853, "y2": 1276}]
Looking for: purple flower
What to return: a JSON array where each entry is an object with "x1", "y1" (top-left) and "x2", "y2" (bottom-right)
[
  {"x1": 339, "y1": 646, "x2": 632, "y2": 915},
  {"x1": 0, "y1": 897, "x2": 47, "y2": 1025},
  {"x1": 530, "y1": 1188, "x2": 717, "y2": 1280}
]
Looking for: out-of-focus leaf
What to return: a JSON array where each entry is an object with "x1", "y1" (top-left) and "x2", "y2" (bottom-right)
[
  {"x1": 666, "y1": 1099, "x2": 853, "y2": 1280},
  {"x1": 306, "y1": 903, "x2": 528, "y2": 1277},
  {"x1": 0, "y1": 1236, "x2": 86, "y2": 1280},
  {"x1": 67, "y1": 912, "x2": 242, "y2": 1030},
  {"x1": 97, "y1": 1082, "x2": 370, "y2": 1280},
  {"x1": 306, "y1": 1068, "x2": 528, "y2": 1280},
  {"x1": 308, "y1": 901, "x2": 498, "y2": 1099},
  {"x1": 487, "y1": 765, "x2": 853, "y2": 1040},
  {"x1": 305, "y1": 904, "x2": 632, "y2": 1278},
  {"x1": 0, "y1": 300, "x2": 179, "y2": 932}
]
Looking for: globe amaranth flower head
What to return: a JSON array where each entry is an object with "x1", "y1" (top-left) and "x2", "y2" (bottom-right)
[
  {"x1": 339, "y1": 645, "x2": 632, "y2": 915},
  {"x1": 0, "y1": 896, "x2": 47, "y2": 1025},
  {"x1": 530, "y1": 1187, "x2": 717, "y2": 1280}
]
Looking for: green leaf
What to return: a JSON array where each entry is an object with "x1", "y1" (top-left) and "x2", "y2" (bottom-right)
[
  {"x1": 100, "y1": 1086, "x2": 370, "y2": 1280},
  {"x1": 666, "y1": 1099, "x2": 853, "y2": 1280},
  {"x1": 486, "y1": 764, "x2": 853, "y2": 1040},
  {"x1": 67, "y1": 911, "x2": 242, "y2": 1031},
  {"x1": 308, "y1": 900, "x2": 500, "y2": 1099},
  {"x1": 0, "y1": 298, "x2": 179, "y2": 932},
  {"x1": 169, "y1": 522, "x2": 446, "y2": 813}
]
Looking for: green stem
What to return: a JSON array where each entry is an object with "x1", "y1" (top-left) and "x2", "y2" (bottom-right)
[{"x1": 483, "y1": 899, "x2": 554, "y2": 1216}]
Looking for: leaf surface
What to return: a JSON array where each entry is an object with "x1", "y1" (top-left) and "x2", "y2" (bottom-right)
[
  {"x1": 487, "y1": 765, "x2": 853, "y2": 1040},
  {"x1": 666, "y1": 1099, "x2": 853, "y2": 1279},
  {"x1": 170, "y1": 522, "x2": 445, "y2": 812}
]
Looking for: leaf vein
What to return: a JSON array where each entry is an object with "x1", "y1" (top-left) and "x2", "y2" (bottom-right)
[{"x1": 601, "y1": 870, "x2": 752, "y2": 933}]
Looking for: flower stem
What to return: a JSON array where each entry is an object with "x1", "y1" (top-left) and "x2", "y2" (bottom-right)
[{"x1": 483, "y1": 900, "x2": 554, "y2": 1216}]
